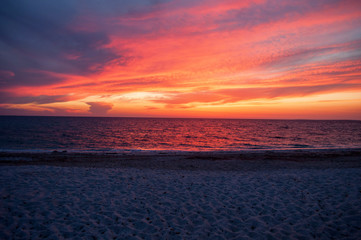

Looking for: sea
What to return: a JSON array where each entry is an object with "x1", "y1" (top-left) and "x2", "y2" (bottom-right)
[{"x1": 0, "y1": 116, "x2": 360, "y2": 153}]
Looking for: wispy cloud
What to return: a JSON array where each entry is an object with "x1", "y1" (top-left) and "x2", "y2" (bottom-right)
[
  {"x1": 152, "y1": 83, "x2": 361, "y2": 106},
  {"x1": 1, "y1": 0, "x2": 360, "y2": 119}
]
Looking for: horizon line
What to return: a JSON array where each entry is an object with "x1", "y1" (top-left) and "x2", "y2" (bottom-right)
[{"x1": 1, "y1": 114, "x2": 360, "y2": 121}]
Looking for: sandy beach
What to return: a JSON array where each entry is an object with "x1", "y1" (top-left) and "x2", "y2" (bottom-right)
[{"x1": 1, "y1": 150, "x2": 361, "y2": 239}]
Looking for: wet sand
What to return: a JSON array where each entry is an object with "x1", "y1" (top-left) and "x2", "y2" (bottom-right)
[{"x1": 1, "y1": 148, "x2": 361, "y2": 170}]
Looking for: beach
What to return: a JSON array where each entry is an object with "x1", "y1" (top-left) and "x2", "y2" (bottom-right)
[{"x1": 1, "y1": 150, "x2": 361, "y2": 239}]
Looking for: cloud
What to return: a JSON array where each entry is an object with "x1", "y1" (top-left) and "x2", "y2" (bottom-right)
[
  {"x1": 0, "y1": 0, "x2": 129, "y2": 87},
  {"x1": 1, "y1": 0, "x2": 359, "y2": 89},
  {"x1": 223, "y1": 83, "x2": 361, "y2": 101},
  {"x1": 86, "y1": 102, "x2": 113, "y2": 115},
  {"x1": 0, "y1": 92, "x2": 75, "y2": 104},
  {"x1": 0, "y1": 70, "x2": 14, "y2": 80},
  {"x1": 153, "y1": 92, "x2": 225, "y2": 105},
  {"x1": 0, "y1": 105, "x2": 83, "y2": 116},
  {"x1": 0, "y1": 107, "x2": 54, "y2": 116},
  {"x1": 214, "y1": 0, "x2": 342, "y2": 31},
  {"x1": 153, "y1": 83, "x2": 361, "y2": 105},
  {"x1": 256, "y1": 40, "x2": 361, "y2": 73},
  {"x1": 56, "y1": 82, "x2": 98, "y2": 89},
  {"x1": 1, "y1": 0, "x2": 361, "y2": 119}
]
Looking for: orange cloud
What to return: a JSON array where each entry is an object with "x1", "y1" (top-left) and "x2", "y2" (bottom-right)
[{"x1": 1, "y1": 0, "x2": 361, "y2": 119}]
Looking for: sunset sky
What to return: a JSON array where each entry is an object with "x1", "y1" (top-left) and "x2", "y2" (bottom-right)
[{"x1": 1, "y1": 0, "x2": 361, "y2": 119}]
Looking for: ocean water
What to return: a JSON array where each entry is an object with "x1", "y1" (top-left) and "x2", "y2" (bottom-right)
[{"x1": 0, "y1": 116, "x2": 360, "y2": 152}]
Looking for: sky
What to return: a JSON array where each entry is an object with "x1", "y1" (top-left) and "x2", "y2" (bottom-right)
[{"x1": 1, "y1": 0, "x2": 361, "y2": 119}]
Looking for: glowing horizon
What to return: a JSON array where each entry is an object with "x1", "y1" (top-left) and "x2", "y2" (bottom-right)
[{"x1": 1, "y1": 0, "x2": 361, "y2": 119}]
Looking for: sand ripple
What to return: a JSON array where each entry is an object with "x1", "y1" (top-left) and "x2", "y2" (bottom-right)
[{"x1": 1, "y1": 166, "x2": 361, "y2": 239}]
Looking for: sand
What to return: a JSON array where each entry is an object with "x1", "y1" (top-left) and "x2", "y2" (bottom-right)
[{"x1": 1, "y1": 150, "x2": 361, "y2": 239}]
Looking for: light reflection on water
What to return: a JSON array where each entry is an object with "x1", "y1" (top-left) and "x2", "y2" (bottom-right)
[{"x1": 0, "y1": 116, "x2": 360, "y2": 152}]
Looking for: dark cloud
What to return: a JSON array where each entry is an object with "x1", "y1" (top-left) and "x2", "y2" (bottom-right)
[
  {"x1": 0, "y1": 107, "x2": 54, "y2": 116},
  {"x1": 0, "y1": 92, "x2": 75, "y2": 104},
  {"x1": 216, "y1": 0, "x2": 341, "y2": 31},
  {"x1": 0, "y1": 106, "x2": 80, "y2": 116},
  {"x1": 56, "y1": 82, "x2": 98, "y2": 89},
  {"x1": 86, "y1": 102, "x2": 113, "y2": 115},
  {"x1": 0, "y1": 0, "x2": 133, "y2": 87}
]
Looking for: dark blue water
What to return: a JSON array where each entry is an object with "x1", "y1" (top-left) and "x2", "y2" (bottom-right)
[{"x1": 0, "y1": 116, "x2": 360, "y2": 152}]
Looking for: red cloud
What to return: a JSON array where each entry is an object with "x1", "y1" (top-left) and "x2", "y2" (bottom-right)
[{"x1": 1, "y1": 0, "x2": 361, "y2": 119}]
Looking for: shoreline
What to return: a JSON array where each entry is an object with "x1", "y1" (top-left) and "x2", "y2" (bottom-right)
[{"x1": 1, "y1": 148, "x2": 360, "y2": 171}]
